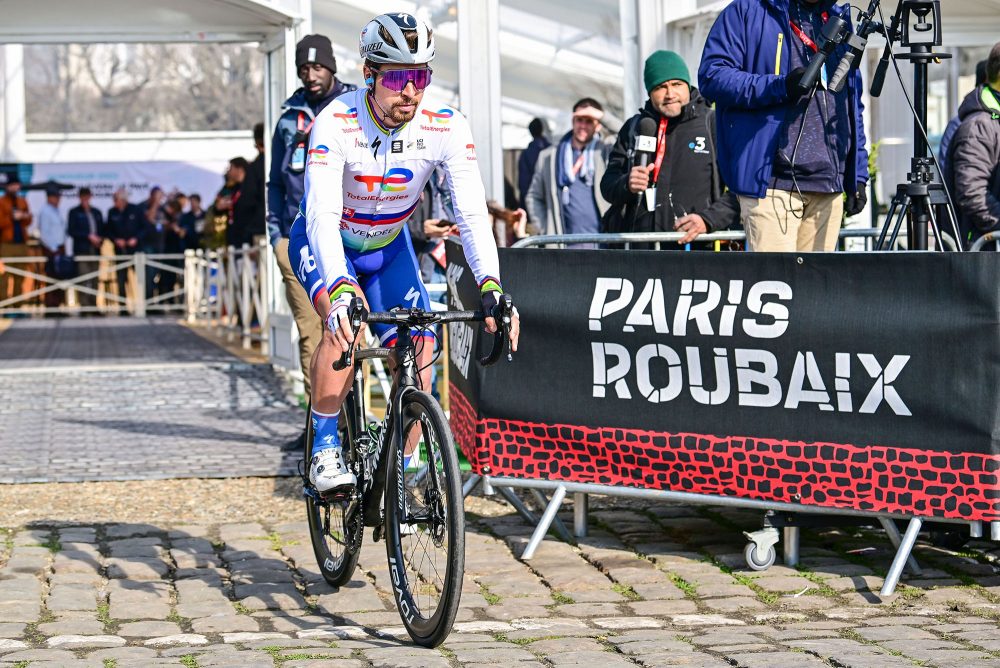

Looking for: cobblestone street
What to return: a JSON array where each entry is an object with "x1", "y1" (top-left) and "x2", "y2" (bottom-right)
[
  {"x1": 3, "y1": 319, "x2": 1000, "y2": 667},
  {"x1": 2, "y1": 504, "x2": 1000, "y2": 668},
  {"x1": 0, "y1": 319, "x2": 300, "y2": 483}
]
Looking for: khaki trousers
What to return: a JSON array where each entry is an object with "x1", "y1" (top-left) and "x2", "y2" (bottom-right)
[
  {"x1": 737, "y1": 189, "x2": 843, "y2": 252},
  {"x1": 274, "y1": 237, "x2": 323, "y2": 399}
]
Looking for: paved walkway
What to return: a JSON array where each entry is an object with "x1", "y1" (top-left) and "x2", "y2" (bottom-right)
[
  {"x1": 2, "y1": 505, "x2": 1000, "y2": 667},
  {"x1": 0, "y1": 318, "x2": 301, "y2": 483}
]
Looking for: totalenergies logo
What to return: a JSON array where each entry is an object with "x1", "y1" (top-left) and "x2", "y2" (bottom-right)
[
  {"x1": 307, "y1": 145, "x2": 329, "y2": 156},
  {"x1": 421, "y1": 108, "x2": 453, "y2": 124},
  {"x1": 354, "y1": 168, "x2": 414, "y2": 193},
  {"x1": 333, "y1": 108, "x2": 359, "y2": 125}
]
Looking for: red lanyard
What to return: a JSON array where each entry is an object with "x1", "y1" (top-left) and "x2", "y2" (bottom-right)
[
  {"x1": 296, "y1": 112, "x2": 315, "y2": 134},
  {"x1": 652, "y1": 117, "x2": 669, "y2": 183},
  {"x1": 569, "y1": 151, "x2": 587, "y2": 178},
  {"x1": 789, "y1": 11, "x2": 828, "y2": 53}
]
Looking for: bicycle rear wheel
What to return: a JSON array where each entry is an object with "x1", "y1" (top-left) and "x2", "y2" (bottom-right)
[
  {"x1": 305, "y1": 403, "x2": 363, "y2": 587},
  {"x1": 384, "y1": 390, "x2": 465, "y2": 647}
]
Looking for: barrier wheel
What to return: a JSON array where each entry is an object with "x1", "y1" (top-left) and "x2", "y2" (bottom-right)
[{"x1": 744, "y1": 542, "x2": 776, "y2": 571}]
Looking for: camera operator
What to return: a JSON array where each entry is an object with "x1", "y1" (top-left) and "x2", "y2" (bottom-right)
[
  {"x1": 698, "y1": 0, "x2": 869, "y2": 252},
  {"x1": 601, "y1": 51, "x2": 739, "y2": 247}
]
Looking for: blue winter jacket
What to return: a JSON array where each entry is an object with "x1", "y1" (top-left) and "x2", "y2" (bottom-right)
[
  {"x1": 266, "y1": 80, "x2": 356, "y2": 245},
  {"x1": 698, "y1": 0, "x2": 869, "y2": 198}
]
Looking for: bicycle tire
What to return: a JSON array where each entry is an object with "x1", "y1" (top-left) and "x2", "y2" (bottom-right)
[
  {"x1": 384, "y1": 390, "x2": 465, "y2": 647},
  {"x1": 304, "y1": 404, "x2": 363, "y2": 587}
]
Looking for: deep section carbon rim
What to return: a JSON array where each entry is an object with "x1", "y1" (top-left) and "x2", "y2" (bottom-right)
[{"x1": 385, "y1": 391, "x2": 465, "y2": 646}]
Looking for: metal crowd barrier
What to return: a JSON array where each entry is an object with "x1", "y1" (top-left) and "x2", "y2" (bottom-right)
[
  {"x1": 478, "y1": 228, "x2": 988, "y2": 597},
  {"x1": 511, "y1": 228, "x2": 960, "y2": 252},
  {"x1": 184, "y1": 240, "x2": 270, "y2": 353},
  {"x1": 512, "y1": 228, "x2": 884, "y2": 250},
  {"x1": 970, "y1": 233, "x2": 1000, "y2": 252},
  {"x1": 0, "y1": 252, "x2": 185, "y2": 316}
]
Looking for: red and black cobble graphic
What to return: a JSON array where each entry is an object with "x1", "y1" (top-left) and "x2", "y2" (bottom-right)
[{"x1": 449, "y1": 384, "x2": 1000, "y2": 521}]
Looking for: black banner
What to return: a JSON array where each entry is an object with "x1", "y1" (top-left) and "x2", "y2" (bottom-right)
[{"x1": 447, "y1": 242, "x2": 1000, "y2": 521}]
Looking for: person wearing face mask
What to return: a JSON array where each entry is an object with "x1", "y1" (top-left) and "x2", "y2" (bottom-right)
[
  {"x1": 698, "y1": 0, "x2": 869, "y2": 252},
  {"x1": 267, "y1": 34, "x2": 357, "y2": 452},
  {"x1": 286, "y1": 12, "x2": 520, "y2": 494},
  {"x1": 601, "y1": 51, "x2": 740, "y2": 247}
]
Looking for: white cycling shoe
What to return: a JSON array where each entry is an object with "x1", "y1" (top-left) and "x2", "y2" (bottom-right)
[{"x1": 309, "y1": 447, "x2": 356, "y2": 493}]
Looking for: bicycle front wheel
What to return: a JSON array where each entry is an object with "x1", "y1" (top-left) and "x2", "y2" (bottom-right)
[{"x1": 384, "y1": 390, "x2": 465, "y2": 647}]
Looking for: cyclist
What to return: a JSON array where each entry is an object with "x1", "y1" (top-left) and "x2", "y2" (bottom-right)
[{"x1": 289, "y1": 12, "x2": 520, "y2": 493}]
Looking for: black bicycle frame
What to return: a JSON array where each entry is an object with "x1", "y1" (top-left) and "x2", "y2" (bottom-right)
[{"x1": 342, "y1": 323, "x2": 422, "y2": 529}]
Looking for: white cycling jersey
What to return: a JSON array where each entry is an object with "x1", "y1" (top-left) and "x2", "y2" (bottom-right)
[{"x1": 304, "y1": 88, "x2": 502, "y2": 298}]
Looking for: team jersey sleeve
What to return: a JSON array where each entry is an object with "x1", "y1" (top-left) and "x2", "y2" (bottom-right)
[
  {"x1": 303, "y1": 105, "x2": 358, "y2": 303},
  {"x1": 438, "y1": 110, "x2": 503, "y2": 295}
]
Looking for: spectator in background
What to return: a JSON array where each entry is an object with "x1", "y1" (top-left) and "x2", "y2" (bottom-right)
[
  {"x1": 178, "y1": 193, "x2": 204, "y2": 251},
  {"x1": 602, "y1": 52, "x2": 739, "y2": 245},
  {"x1": 38, "y1": 186, "x2": 68, "y2": 309},
  {"x1": 230, "y1": 123, "x2": 266, "y2": 246},
  {"x1": 67, "y1": 186, "x2": 104, "y2": 311},
  {"x1": 951, "y1": 43, "x2": 1000, "y2": 245},
  {"x1": 940, "y1": 60, "x2": 988, "y2": 187},
  {"x1": 0, "y1": 174, "x2": 33, "y2": 303},
  {"x1": 106, "y1": 188, "x2": 144, "y2": 307},
  {"x1": 142, "y1": 186, "x2": 167, "y2": 232},
  {"x1": 203, "y1": 178, "x2": 235, "y2": 250},
  {"x1": 225, "y1": 157, "x2": 252, "y2": 248},
  {"x1": 527, "y1": 99, "x2": 612, "y2": 242},
  {"x1": 518, "y1": 118, "x2": 550, "y2": 209},
  {"x1": 141, "y1": 191, "x2": 171, "y2": 300},
  {"x1": 174, "y1": 192, "x2": 189, "y2": 216},
  {"x1": 267, "y1": 33, "x2": 357, "y2": 450},
  {"x1": 699, "y1": 0, "x2": 868, "y2": 252},
  {"x1": 157, "y1": 199, "x2": 186, "y2": 300}
]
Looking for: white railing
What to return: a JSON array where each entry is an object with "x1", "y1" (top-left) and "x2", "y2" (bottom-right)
[
  {"x1": 0, "y1": 251, "x2": 185, "y2": 316},
  {"x1": 184, "y1": 239, "x2": 270, "y2": 354}
]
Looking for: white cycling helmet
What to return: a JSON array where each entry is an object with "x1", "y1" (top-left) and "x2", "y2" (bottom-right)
[{"x1": 359, "y1": 12, "x2": 435, "y2": 65}]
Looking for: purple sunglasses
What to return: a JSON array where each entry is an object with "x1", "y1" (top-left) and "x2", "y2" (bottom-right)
[{"x1": 377, "y1": 67, "x2": 432, "y2": 92}]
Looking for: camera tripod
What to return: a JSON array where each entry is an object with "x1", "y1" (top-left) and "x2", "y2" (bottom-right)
[{"x1": 868, "y1": 0, "x2": 962, "y2": 251}]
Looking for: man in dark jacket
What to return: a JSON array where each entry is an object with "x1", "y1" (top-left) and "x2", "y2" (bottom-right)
[
  {"x1": 230, "y1": 124, "x2": 266, "y2": 248},
  {"x1": 698, "y1": 0, "x2": 869, "y2": 252},
  {"x1": 266, "y1": 34, "x2": 357, "y2": 450},
  {"x1": 601, "y1": 51, "x2": 739, "y2": 246},
  {"x1": 951, "y1": 43, "x2": 1000, "y2": 245},
  {"x1": 940, "y1": 60, "x2": 987, "y2": 186},
  {"x1": 67, "y1": 187, "x2": 104, "y2": 309},
  {"x1": 517, "y1": 118, "x2": 550, "y2": 209},
  {"x1": 106, "y1": 188, "x2": 144, "y2": 309}
]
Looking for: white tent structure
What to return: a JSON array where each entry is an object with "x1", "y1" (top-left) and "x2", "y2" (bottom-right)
[
  {"x1": 1, "y1": 0, "x2": 664, "y2": 200},
  {"x1": 0, "y1": 0, "x2": 312, "y2": 164}
]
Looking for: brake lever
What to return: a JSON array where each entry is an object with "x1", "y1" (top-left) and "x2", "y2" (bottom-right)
[
  {"x1": 477, "y1": 294, "x2": 515, "y2": 367},
  {"x1": 499, "y1": 294, "x2": 513, "y2": 363},
  {"x1": 332, "y1": 297, "x2": 367, "y2": 371}
]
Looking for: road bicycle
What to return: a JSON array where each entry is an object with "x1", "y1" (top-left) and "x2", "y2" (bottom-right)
[{"x1": 302, "y1": 295, "x2": 514, "y2": 647}]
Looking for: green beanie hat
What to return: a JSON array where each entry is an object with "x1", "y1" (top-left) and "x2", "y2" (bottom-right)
[{"x1": 643, "y1": 50, "x2": 691, "y2": 93}]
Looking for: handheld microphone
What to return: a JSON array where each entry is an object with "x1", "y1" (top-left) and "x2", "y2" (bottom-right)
[
  {"x1": 798, "y1": 15, "x2": 849, "y2": 93},
  {"x1": 829, "y1": 0, "x2": 883, "y2": 93},
  {"x1": 634, "y1": 117, "x2": 658, "y2": 185}
]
